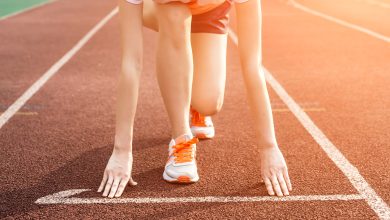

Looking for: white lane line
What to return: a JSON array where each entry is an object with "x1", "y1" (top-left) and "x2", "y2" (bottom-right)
[
  {"x1": 227, "y1": 29, "x2": 390, "y2": 220},
  {"x1": 0, "y1": 0, "x2": 58, "y2": 21},
  {"x1": 0, "y1": 111, "x2": 38, "y2": 116},
  {"x1": 0, "y1": 7, "x2": 118, "y2": 130},
  {"x1": 35, "y1": 189, "x2": 364, "y2": 204},
  {"x1": 288, "y1": 0, "x2": 390, "y2": 43}
]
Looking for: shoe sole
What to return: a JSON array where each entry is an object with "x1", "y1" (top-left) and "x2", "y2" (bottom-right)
[
  {"x1": 195, "y1": 133, "x2": 214, "y2": 139},
  {"x1": 163, "y1": 171, "x2": 199, "y2": 184},
  {"x1": 191, "y1": 127, "x2": 215, "y2": 139}
]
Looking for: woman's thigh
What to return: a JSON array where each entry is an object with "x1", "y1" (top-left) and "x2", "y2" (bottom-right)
[
  {"x1": 191, "y1": 33, "x2": 227, "y2": 116},
  {"x1": 142, "y1": 0, "x2": 228, "y2": 115},
  {"x1": 143, "y1": 0, "x2": 159, "y2": 31}
]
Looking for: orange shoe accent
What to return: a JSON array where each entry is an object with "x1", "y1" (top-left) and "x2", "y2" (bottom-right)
[
  {"x1": 169, "y1": 137, "x2": 199, "y2": 164},
  {"x1": 191, "y1": 107, "x2": 207, "y2": 127},
  {"x1": 177, "y1": 176, "x2": 191, "y2": 183}
]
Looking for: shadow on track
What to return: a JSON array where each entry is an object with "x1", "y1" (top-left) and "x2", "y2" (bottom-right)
[
  {"x1": 0, "y1": 137, "x2": 168, "y2": 218},
  {"x1": 1, "y1": 135, "x2": 268, "y2": 219}
]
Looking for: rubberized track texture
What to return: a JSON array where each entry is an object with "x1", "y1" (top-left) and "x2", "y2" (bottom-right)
[{"x1": 0, "y1": 0, "x2": 389, "y2": 219}]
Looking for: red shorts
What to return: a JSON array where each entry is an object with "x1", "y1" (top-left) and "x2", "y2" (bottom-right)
[
  {"x1": 191, "y1": 0, "x2": 232, "y2": 34},
  {"x1": 126, "y1": 0, "x2": 233, "y2": 34}
]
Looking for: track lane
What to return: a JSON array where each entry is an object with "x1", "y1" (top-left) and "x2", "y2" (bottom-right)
[
  {"x1": 0, "y1": 0, "x2": 117, "y2": 113},
  {"x1": 261, "y1": 0, "x2": 390, "y2": 209},
  {"x1": 294, "y1": 0, "x2": 390, "y2": 37}
]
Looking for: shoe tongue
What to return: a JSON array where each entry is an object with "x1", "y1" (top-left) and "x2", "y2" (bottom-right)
[{"x1": 169, "y1": 134, "x2": 193, "y2": 147}]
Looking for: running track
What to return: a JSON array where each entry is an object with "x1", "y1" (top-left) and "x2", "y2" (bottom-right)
[{"x1": 1, "y1": 0, "x2": 389, "y2": 218}]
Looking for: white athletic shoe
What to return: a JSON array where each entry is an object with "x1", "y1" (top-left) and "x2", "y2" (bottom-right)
[
  {"x1": 190, "y1": 107, "x2": 215, "y2": 139},
  {"x1": 163, "y1": 134, "x2": 199, "y2": 183}
]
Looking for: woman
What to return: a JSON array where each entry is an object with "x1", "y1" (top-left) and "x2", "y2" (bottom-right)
[{"x1": 98, "y1": 0, "x2": 292, "y2": 198}]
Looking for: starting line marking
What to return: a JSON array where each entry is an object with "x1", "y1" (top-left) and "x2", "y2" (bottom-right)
[
  {"x1": 288, "y1": 0, "x2": 390, "y2": 43},
  {"x1": 35, "y1": 189, "x2": 364, "y2": 204}
]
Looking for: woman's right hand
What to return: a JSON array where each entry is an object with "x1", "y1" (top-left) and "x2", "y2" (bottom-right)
[{"x1": 98, "y1": 148, "x2": 137, "y2": 198}]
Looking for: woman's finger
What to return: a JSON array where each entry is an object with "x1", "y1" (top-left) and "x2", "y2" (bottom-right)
[
  {"x1": 277, "y1": 173, "x2": 289, "y2": 196},
  {"x1": 271, "y1": 175, "x2": 283, "y2": 197},
  {"x1": 97, "y1": 172, "x2": 108, "y2": 192},
  {"x1": 108, "y1": 177, "x2": 121, "y2": 198},
  {"x1": 283, "y1": 168, "x2": 292, "y2": 191},
  {"x1": 263, "y1": 177, "x2": 274, "y2": 196},
  {"x1": 102, "y1": 175, "x2": 114, "y2": 197},
  {"x1": 128, "y1": 177, "x2": 138, "y2": 186},
  {"x1": 115, "y1": 178, "x2": 129, "y2": 198}
]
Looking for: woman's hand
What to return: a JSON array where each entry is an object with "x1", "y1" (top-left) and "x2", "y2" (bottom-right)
[
  {"x1": 98, "y1": 148, "x2": 137, "y2": 198},
  {"x1": 260, "y1": 146, "x2": 292, "y2": 196}
]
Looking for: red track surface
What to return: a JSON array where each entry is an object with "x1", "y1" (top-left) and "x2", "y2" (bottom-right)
[{"x1": 1, "y1": 0, "x2": 389, "y2": 218}]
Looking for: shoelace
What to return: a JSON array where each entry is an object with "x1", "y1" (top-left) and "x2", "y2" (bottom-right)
[
  {"x1": 171, "y1": 137, "x2": 199, "y2": 163},
  {"x1": 191, "y1": 108, "x2": 206, "y2": 127}
]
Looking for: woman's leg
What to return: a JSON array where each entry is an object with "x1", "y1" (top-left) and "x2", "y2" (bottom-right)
[
  {"x1": 155, "y1": 2, "x2": 193, "y2": 138},
  {"x1": 189, "y1": 33, "x2": 227, "y2": 139},
  {"x1": 191, "y1": 33, "x2": 227, "y2": 116},
  {"x1": 142, "y1": 1, "x2": 227, "y2": 117},
  {"x1": 155, "y1": 3, "x2": 202, "y2": 184}
]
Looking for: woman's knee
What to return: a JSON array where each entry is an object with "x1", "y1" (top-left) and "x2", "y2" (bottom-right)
[
  {"x1": 157, "y1": 4, "x2": 191, "y2": 37},
  {"x1": 192, "y1": 95, "x2": 224, "y2": 116}
]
